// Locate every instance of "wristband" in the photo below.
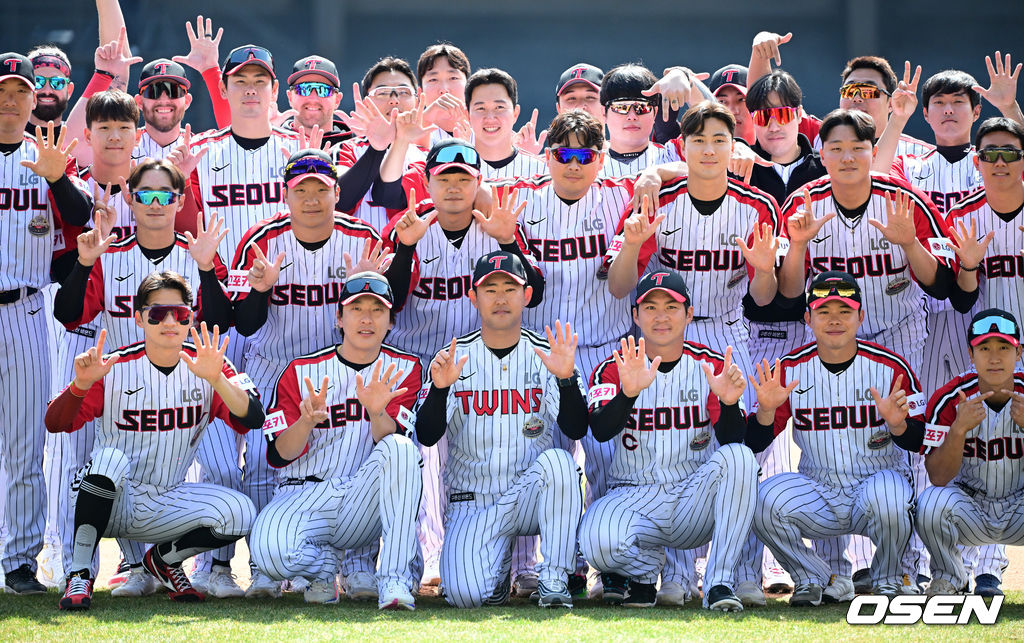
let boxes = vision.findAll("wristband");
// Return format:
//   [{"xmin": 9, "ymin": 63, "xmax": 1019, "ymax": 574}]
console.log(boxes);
[
  {"xmin": 83, "ymin": 71, "xmax": 114, "ymax": 98},
  {"xmin": 960, "ymin": 264, "xmax": 980, "ymax": 272},
  {"xmin": 69, "ymin": 381, "xmax": 89, "ymax": 397},
  {"xmin": 557, "ymin": 374, "xmax": 580, "ymax": 389}
]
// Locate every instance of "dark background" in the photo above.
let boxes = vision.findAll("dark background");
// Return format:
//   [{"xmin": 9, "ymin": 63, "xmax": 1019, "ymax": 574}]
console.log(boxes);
[{"xmin": 4, "ymin": 0, "xmax": 1022, "ymax": 139}]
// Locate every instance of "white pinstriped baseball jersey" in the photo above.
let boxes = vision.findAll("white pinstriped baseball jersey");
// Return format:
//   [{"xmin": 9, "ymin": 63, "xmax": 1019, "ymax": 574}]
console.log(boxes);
[
  {"xmin": 479, "ymin": 148, "xmax": 547, "ymax": 181},
  {"xmin": 230, "ymin": 213, "xmax": 381, "ymax": 365},
  {"xmin": 382, "ymin": 205, "xmax": 533, "ymax": 360},
  {"xmin": 266, "ymin": 344, "xmax": 422, "ymax": 480},
  {"xmin": 599, "ymin": 142, "xmax": 682, "ymax": 179},
  {"xmin": 893, "ymin": 149, "xmax": 982, "ymax": 216},
  {"xmin": 925, "ymin": 373, "xmax": 1024, "ymax": 499},
  {"xmin": 632, "ymin": 177, "xmax": 780, "ymax": 319},
  {"xmin": 188, "ymin": 126, "xmax": 301, "ymax": 256},
  {"xmin": 64, "ymin": 233, "xmax": 227, "ymax": 349},
  {"xmin": 132, "ymin": 129, "xmax": 186, "ymax": 162},
  {"xmin": 429, "ymin": 328, "xmax": 584, "ymax": 496},
  {"xmin": 67, "ymin": 342, "xmax": 250, "ymax": 489},
  {"xmin": 340, "ymin": 137, "xmax": 427, "ymax": 233},
  {"xmin": 78, "ymin": 169, "xmax": 135, "ymax": 240},
  {"xmin": 493, "ymin": 175, "xmax": 634, "ymax": 347},
  {"xmin": 0, "ymin": 135, "xmax": 81, "ymax": 289},
  {"xmin": 588, "ymin": 342, "xmax": 740, "ymax": 486},
  {"xmin": 780, "ymin": 173, "xmax": 953, "ymax": 337},
  {"xmin": 766, "ymin": 339, "xmax": 924, "ymax": 488}
]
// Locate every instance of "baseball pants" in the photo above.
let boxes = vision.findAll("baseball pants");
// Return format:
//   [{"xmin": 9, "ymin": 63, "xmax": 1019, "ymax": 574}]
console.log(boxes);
[{"xmin": 440, "ymin": 448, "xmax": 582, "ymax": 608}]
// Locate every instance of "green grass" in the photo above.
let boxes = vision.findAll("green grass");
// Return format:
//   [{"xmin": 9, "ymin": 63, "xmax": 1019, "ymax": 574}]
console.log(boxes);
[{"xmin": 2, "ymin": 591, "xmax": 1023, "ymax": 642}]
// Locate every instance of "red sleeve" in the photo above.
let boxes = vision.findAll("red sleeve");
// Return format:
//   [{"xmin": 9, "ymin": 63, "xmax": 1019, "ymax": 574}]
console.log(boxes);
[
  {"xmin": 201, "ymin": 68, "xmax": 231, "ymax": 130},
  {"xmin": 797, "ymin": 115, "xmax": 820, "ymax": 144},
  {"xmin": 174, "ymin": 183, "xmax": 201, "ymax": 237},
  {"xmin": 45, "ymin": 378, "xmax": 105, "ymax": 433},
  {"xmin": 385, "ymin": 359, "xmax": 423, "ymax": 419},
  {"xmin": 335, "ymin": 141, "xmax": 358, "ymax": 167},
  {"xmin": 586, "ymin": 357, "xmax": 620, "ymax": 411},
  {"xmin": 770, "ymin": 361, "xmax": 795, "ymax": 436},
  {"xmin": 81, "ymin": 71, "xmax": 114, "ymax": 99},
  {"xmin": 891, "ymin": 155, "xmax": 909, "ymax": 181},
  {"xmin": 270, "ymin": 363, "xmax": 304, "ymax": 428},
  {"xmin": 65, "ymin": 261, "xmax": 106, "ymax": 330},
  {"xmin": 208, "ymin": 358, "xmax": 252, "ymax": 434},
  {"xmin": 228, "ymin": 225, "xmax": 267, "ymax": 303},
  {"xmin": 908, "ymin": 182, "xmax": 957, "ymax": 278}
]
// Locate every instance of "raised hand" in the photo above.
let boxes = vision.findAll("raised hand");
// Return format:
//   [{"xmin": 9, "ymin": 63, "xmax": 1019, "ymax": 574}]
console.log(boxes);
[
  {"xmin": 269, "ymin": 106, "xmax": 297, "ymax": 128},
  {"xmin": 613, "ymin": 336, "xmax": 662, "ymax": 397},
  {"xmin": 622, "ymin": 195, "xmax": 666, "ymax": 247},
  {"xmin": 729, "ymin": 142, "xmax": 773, "ymax": 184},
  {"xmin": 947, "ymin": 218, "xmax": 993, "ymax": 271},
  {"xmin": 474, "ymin": 185, "xmax": 525, "ymax": 244},
  {"xmin": 951, "ymin": 389, "xmax": 993, "ymax": 435},
  {"xmin": 737, "ymin": 222, "xmax": 780, "ymax": 274},
  {"xmin": 749, "ymin": 359, "xmax": 799, "ymax": 413},
  {"xmin": 94, "ymin": 27, "xmax": 143, "ymax": 83},
  {"xmin": 290, "ymin": 123, "xmax": 325, "ymax": 156},
  {"xmin": 393, "ymin": 188, "xmax": 437, "ymax": 246},
  {"xmin": 423, "ymin": 92, "xmax": 468, "ymax": 131},
  {"xmin": 752, "ymin": 31, "xmax": 793, "ymax": 67},
  {"xmin": 1005, "ymin": 389, "xmax": 1024, "ymax": 428},
  {"xmin": 890, "ymin": 61, "xmax": 923, "ymax": 122},
  {"xmin": 299, "ymin": 376, "xmax": 330, "ymax": 426},
  {"xmin": 186, "ymin": 213, "xmax": 228, "ymax": 271},
  {"xmin": 643, "ymin": 67, "xmax": 711, "ymax": 120},
  {"xmin": 628, "ymin": 167, "xmax": 664, "ymax": 213},
  {"xmin": 512, "ymin": 108, "xmax": 548, "ymax": 155},
  {"xmin": 534, "ymin": 321, "xmax": 579, "ymax": 380},
  {"xmin": 166, "ymin": 124, "xmax": 207, "ymax": 177},
  {"xmin": 339, "ymin": 83, "xmax": 397, "ymax": 150},
  {"xmin": 701, "ymin": 345, "xmax": 745, "ymax": 406},
  {"xmin": 172, "ymin": 15, "xmax": 223, "ymax": 72},
  {"xmin": 247, "ymin": 245, "xmax": 285, "ymax": 293},
  {"xmin": 180, "ymin": 322, "xmax": 229, "ymax": 383},
  {"xmin": 21, "ymin": 121, "xmax": 78, "ymax": 182},
  {"xmin": 869, "ymin": 374, "xmax": 911, "ymax": 429},
  {"xmin": 973, "ymin": 51, "xmax": 1021, "ymax": 112},
  {"xmin": 344, "ymin": 237, "xmax": 394, "ymax": 275},
  {"xmin": 394, "ymin": 100, "xmax": 430, "ymax": 143},
  {"xmin": 356, "ymin": 361, "xmax": 409, "ymax": 417},
  {"xmin": 77, "ymin": 186, "xmax": 118, "ymax": 266},
  {"xmin": 869, "ymin": 189, "xmax": 917, "ymax": 247},
  {"xmin": 430, "ymin": 337, "xmax": 469, "ymax": 389},
  {"xmin": 72, "ymin": 328, "xmax": 119, "ymax": 389},
  {"xmin": 786, "ymin": 187, "xmax": 836, "ymax": 245}
]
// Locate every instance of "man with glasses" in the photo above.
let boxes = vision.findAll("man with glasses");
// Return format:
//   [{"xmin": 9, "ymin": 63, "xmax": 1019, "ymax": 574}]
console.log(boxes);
[
  {"xmin": 282, "ymin": 55, "xmax": 352, "ymax": 148},
  {"xmin": 132, "ymin": 60, "xmax": 193, "ymax": 161},
  {"xmin": 26, "ymin": 46, "xmax": 74, "ymax": 138},
  {"xmin": 598, "ymin": 64, "xmax": 681, "ymax": 179}
]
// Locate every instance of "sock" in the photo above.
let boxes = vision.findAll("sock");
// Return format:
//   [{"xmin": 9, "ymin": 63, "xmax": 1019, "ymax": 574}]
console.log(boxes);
[
  {"xmin": 70, "ymin": 475, "xmax": 117, "ymax": 575},
  {"xmin": 156, "ymin": 527, "xmax": 238, "ymax": 566}
]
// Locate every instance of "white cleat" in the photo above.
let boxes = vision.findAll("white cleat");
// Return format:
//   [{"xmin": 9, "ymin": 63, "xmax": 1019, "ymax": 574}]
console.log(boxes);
[
  {"xmin": 763, "ymin": 565, "xmax": 794, "ymax": 593},
  {"xmin": 111, "ymin": 567, "xmax": 161, "ymax": 597},
  {"xmin": 190, "ymin": 569, "xmax": 210, "ymax": 594},
  {"xmin": 656, "ymin": 580, "xmax": 695, "ymax": 606},
  {"xmin": 206, "ymin": 565, "xmax": 245, "ymax": 598},
  {"xmin": 37, "ymin": 543, "xmax": 64, "ymax": 589},
  {"xmin": 343, "ymin": 571, "xmax": 378, "ymax": 601},
  {"xmin": 735, "ymin": 580, "xmax": 767, "ymax": 607},
  {"xmin": 378, "ymin": 580, "xmax": 415, "ymax": 610},
  {"xmin": 305, "ymin": 577, "xmax": 340, "ymax": 604},
  {"xmin": 822, "ymin": 574, "xmax": 855, "ymax": 603},
  {"xmin": 245, "ymin": 571, "xmax": 282, "ymax": 599}
]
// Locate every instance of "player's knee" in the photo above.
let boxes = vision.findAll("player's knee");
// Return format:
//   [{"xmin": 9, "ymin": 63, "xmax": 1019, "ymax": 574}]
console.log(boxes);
[
  {"xmin": 535, "ymin": 448, "xmax": 578, "ymax": 486},
  {"xmin": 86, "ymin": 447, "xmax": 130, "ymax": 486},
  {"xmin": 715, "ymin": 442, "xmax": 758, "ymax": 478},
  {"xmin": 915, "ymin": 485, "xmax": 955, "ymax": 528},
  {"xmin": 378, "ymin": 433, "xmax": 418, "ymax": 468},
  {"xmin": 578, "ymin": 507, "xmax": 623, "ymax": 570},
  {"xmin": 219, "ymin": 490, "xmax": 257, "ymax": 537}
]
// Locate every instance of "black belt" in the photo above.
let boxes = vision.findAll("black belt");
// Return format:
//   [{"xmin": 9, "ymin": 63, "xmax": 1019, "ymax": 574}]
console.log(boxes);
[
  {"xmin": 280, "ymin": 475, "xmax": 323, "ymax": 487},
  {"xmin": 0, "ymin": 287, "xmax": 38, "ymax": 305}
]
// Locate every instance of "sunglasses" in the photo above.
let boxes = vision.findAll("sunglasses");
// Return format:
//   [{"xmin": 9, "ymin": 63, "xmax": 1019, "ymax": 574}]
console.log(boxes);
[
  {"xmin": 978, "ymin": 147, "xmax": 1024, "ymax": 164},
  {"xmin": 840, "ymin": 82, "xmax": 890, "ymax": 100},
  {"xmin": 34, "ymin": 75, "xmax": 68, "ymax": 91},
  {"xmin": 141, "ymin": 81, "xmax": 188, "ymax": 100},
  {"xmin": 132, "ymin": 190, "xmax": 182, "ymax": 206},
  {"xmin": 971, "ymin": 315, "xmax": 1018, "ymax": 338},
  {"xmin": 810, "ymin": 282, "xmax": 858, "ymax": 299},
  {"xmin": 283, "ymin": 157, "xmax": 337, "ymax": 180},
  {"xmin": 141, "ymin": 304, "xmax": 192, "ymax": 326},
  {"xmin": 342, "ymin": 276, "xmax": 393, "ymax": 300},
  {"xmin": 369, "ymin": 85, "xmax": 415, "ymax": 99},
  {"xmin": 751, "ymin": 106, "xmax": 798, "ymax": 127},
  {"xmin": 292, "ymin": 81, "xmax": 337, "ymax": 98},
  {"xmin": 607, "ymin": 100, "xmax": 655, "ymax": 116},
  {"xmin": 551, "ymin": 147, "xmax": 600, "ymax": 165},
  {"xmin": 433, "ymin": 144, "xmax": 479, "ymax": 165},
  {"xmin": 226, "ymin": 47, "xmax": 274, "ymax": 73}
]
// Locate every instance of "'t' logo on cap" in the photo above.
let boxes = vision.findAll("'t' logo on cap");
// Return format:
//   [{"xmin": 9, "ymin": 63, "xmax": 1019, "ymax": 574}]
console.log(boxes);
[
  {"xmin": 651, "ymin": 272, "xmax": 669, "ymax": 285},
  {"xmin": 721, "ymin": 70, "xmax": 740, "ymax": 82}
]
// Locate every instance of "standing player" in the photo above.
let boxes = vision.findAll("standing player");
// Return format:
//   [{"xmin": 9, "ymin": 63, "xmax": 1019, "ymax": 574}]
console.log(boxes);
[
  {"xmin": 414, "ymin": 251, "xmax": 587, "ymax": 608},
  {"xmin": 417, "ymin": 44, "xmax": 470, "ymax": 144},
  {"xmin": 708, "ymin": 65, "xmax": 755, "ymax": 145},
  {"xmin": 282, "ymin": 55, "xmax": 352, "ymax": 148},
  {"xmin": 747, "ymin": 271, "xmax": 926, "ymax": 605},
  {"xmin": 554, "ymin": 63, "xmax": 605, "ymax": 124},
  {"xmin": 132, "ymin": 60, "xmax": 193, "ymax": 161},
  {"xmin": 45, "ymin": 274, "xmax": 264, "ymax": 610},
  {"xmin": 917, "ymin": 309, "xmax": 1024, "ymax": 596},
  {"xmin": 27, "ymin": 47, "xmax": 74, "ymax": 136},
  {"xmin": 250, "ymin": 273, "xmax": 423, "ymax": 608},
  {"xmin": 465, "ymin": 69, "xmax": 546, "ymax": 180},
  {"xmin": 580, "ymin": 271, "xmax": 756, "ymax": 612},
  {"xmin": 598, "ymin": 64, "xmax": 682, "ymax": 179}
]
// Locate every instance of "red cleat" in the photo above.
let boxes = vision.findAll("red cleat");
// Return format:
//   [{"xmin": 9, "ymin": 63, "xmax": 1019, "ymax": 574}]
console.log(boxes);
[
  {"xmin": 58, "ymin": 570, "xmax": 94, "ymax": 611},
  {"xmin": 143, "ymin": 548, "xmax": 205, "ymax": 602}
]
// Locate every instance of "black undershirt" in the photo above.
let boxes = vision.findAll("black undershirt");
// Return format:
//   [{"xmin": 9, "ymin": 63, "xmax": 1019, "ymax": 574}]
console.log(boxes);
[
  {"xmin": 0, "ymin": 142, "xmax": 21, "ymax": 154},
  {"xmin": 658, "ymin": 358, "xmax": 680, "ymax": 373},
  {"xmin": 153, "ymin": 363, "xmax": 177, "ymax": 376},
  {"xmin": 836, "ymin": 196, "xmax": 871, "ymax": 221},
  {"xmin": 488, "ymin": 344, "xmax": 517, "ymax": 360},
  {"xmin": 994, "ymin": 203, "xmax": 1024, "ymax": 223},
  {"xmin": 936, "ymin": 143, "xmax": 972, "ymax": 164},
  {"xmin": 442, "ymin": 224, "xmax": 472, "ymax": 250},
  {"xmin": 297, "ymin": 237, "xmax": 331, "ymax": 252},
  {"xmin": 608, "ymin": 148, "xmax": 646, "ymax": 162},
  {"xmin": 821, "ymin": 354, "xmax": 857, "ymax": 375},
  {"xmin": 986, "ymin": 399, "xmax": 1009, "ymax": 412},
  {"xmin": 232, "ymin": 133, "xmax": 271, "ymax": 150},
  {"xmin": 337, "ymin": 352, "xmax": 373, "ymax": 373},
  {"xmin": 139, "ymin": 243, "xmax": 175, "ymax": 263},
  {"xmin": 690, "ymin": 194, "xmax": 727, "ymax": 217},
  {"xmin": 485, "ymin": 150, "xmax": 518, "ymax": 170}
]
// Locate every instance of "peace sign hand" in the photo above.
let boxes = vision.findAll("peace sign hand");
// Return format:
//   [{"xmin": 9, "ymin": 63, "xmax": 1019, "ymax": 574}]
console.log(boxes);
[
  {"xmin": 890, "ymin": 61, "xmax": 923, "ymax": 122},
  {"xmin": 299, "ymin": 376, "xmax": 330, "ymax": 426},
  {"xmin": 701, "ymin": 346, "xmax": 745, "ymax": 406},
  {"xmin": 247, "ymin": 245, "xmax": 286, "ymax": 292},
  {"xmin": 73, "ymin": 328, "xmax": 119, "ymax": 389},
  {"xmin": 77, "ymin": 188, "xmax": 118, "ymax": 267}
]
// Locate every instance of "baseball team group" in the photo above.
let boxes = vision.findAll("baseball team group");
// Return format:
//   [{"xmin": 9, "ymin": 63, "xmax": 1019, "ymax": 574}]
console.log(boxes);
[{"xmin": 1, "ymin": 1, "xmax": 1022, "ymax": 617}]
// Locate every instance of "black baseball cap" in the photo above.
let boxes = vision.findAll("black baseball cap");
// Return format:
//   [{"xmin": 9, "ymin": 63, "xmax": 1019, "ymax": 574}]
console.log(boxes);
[
  {"xmin": 139, "ymin": 59, "xmax": 190, "ymax": 91},
  {"xmin": 282, "ymin": 148, "xmax": 338, "ymax": 188},
  {"xmin": 968, "ymin": 308, "xmax": 1020, "ymax": 347},
  {"xmin": 635, "ymin": 270, "xmax": 691, "ymax": 306},
  {"xmin": 709, "ymin": 64, "xmax": 748, "ymax": 96},
  {"xmin": 222, "ymin": 45, "xmax": 275, "ymax": 79},
  {"xmin": 473, "ymin": 251, "xmax": 527, "ymax": 287},
  {"xmin": 340, "ymin": 272, "xmax": 394, "ymax": 310},
  {"xmin": 0, "ymin": 53, "xmax": 35, "ymax": 90},
  {"xmin": 556, "ymin": 63, "xmax": 604, "ymax": 96},
  {"xmin": 288, "ymin": 55, "xmax": 340, "ymax": 87},
  {"xmin": 425, "ymin": 138, "xmax": 481, "ymax": 177},
  {"xmin": 806, "ymin": 271, "xmax": 862, "ymax": 310}
]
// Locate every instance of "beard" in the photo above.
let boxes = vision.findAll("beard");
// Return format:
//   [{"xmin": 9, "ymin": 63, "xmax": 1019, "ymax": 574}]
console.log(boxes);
[
  {"xmin": 32, "ymin": 94, "xmax": 68, "ymax": 122},
  {"xmin": 142, "ymin": 106, "xmax": 184, "ymax": 134}
]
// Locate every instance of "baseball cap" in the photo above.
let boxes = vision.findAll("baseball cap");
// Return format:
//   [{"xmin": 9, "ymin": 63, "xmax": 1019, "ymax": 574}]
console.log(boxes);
[
  {"xmin": 425, "ymin": 139, "xmax": 481, "ymax": 177},
  {"xmin": 556, "ymin": 63, "xmax": 604, "ymax": 96},
  {"xmin": 282, "ymin": 148, "xmax": 338, "ymax": 188},
  {"xmin": 0, "ymin": 53, "xmax": 36, "ymax": 90},
  {"xmin": 287, "ymin": 55, "xmax": 340, "ymax": 87},
  {"xmin": 709, "ymin": 64, "xmax": 749, "ymax": 97},
  {"xmin": 968, "ymin": 308, "xmax": 1020, "ymax": 347},
  {"xmin": 222, "ymin": 45, "xmax": 275, "ymax": 79},
  {"xmin": 473, "ymin": 251, "xmax": 528, "ymax": 287},
  {"xmin": 138, "ymin": 59, "xmax": 191, "ymax": 91},
  {"xmin": 635, "ymin": 270, "xmax": 691, "ymax": 306},
  {"xmin": 340, "ymin": 272, "xmax": 394, "ymax": 309},
  {"xmin": 806, "ymin": 271, "xmax": 862, "ymax": 310}
]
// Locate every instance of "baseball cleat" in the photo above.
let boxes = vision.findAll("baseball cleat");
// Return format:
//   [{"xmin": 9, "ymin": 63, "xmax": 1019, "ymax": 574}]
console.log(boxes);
[
  {"xmin": 512, "ymin": 572, "xmax": 539, "ymax": 597},
  {"xmin": 37, "ymin": 543, "xmax": 64, "ymax": 589},
  {"xmin": 4, "ymin": 564, "xmax": 46, "ymax": 595},
  {"xmin": 706, "ymin": 584, "xmax": 744, "ymax": 612},
  {"xmin": 189, "ymin": 568, "xmax": 210, "ymax": 594},
  {"xmin": 567, "ymin": 573, "xmax": 588, "ymax": 599},
  {"xmin": 623, "ymin": 581, "xmax": 657, "ymax": 608},
  {"xmin": 111, "ymin": 567, "xmax": 161, "ymax": 597},
  {"xmin": 926, "ymin": 578, "xmax": 961, "ymax": 596},
  {"xmin": 305, "ymin": 577, "xmax": 340, "ymax": 604},
  {"xmin": 378, "ymin": 580, "xmax": 415, "ymax": 610},
  {"xmin": 143, "ymin": 548, "xmax": 204, "ymax": 602},
  {"xmin": 734, "ymin": 580, "xmax": 767, "ymax": 607},
  {"xmin": 107, "ymin": 558, "xmax": 130, "ymax": 588},
  {"xmin": 59, "ymin": 570, "xmax": 94, "ymax": 611},
  {"xmin": 851, "ymin": 568, "xmax": 872, "ymax": 594},
  {"xmin": 600, "ymin": 573, "xmax": 628, "ymax": 605},
  {"xmin": 822, "ymin": 574, "xmax": 854, "ymax": 603},
  {"xmin": 790, "ymin": 583, "xmax": 823, "ymax": 607},
  {"xmin": 657, "ymin": 580, "xmax": 696, "ymax": 606},
  {"xmin": 244, "ymin": 571, "xmax": 282, "ymax": 599},
  {"xmin": 763, "ymin": 565, "xmax": 794, "ymax": 593},
  {"xmin": 537, "ymin": 579, "xmax": 573, "ymax": 608},
  {"xmin": 206, "ymin": 565, "xmax": 245, "ymax": 598},
  {"xmin": 974, "ymin": 574, "xmax": 1003, "ymax": 597},
  {"xmin": 343, "ymin": 571, "xmax": 377, "ymax": 601},
  {"xmin": 872, "ymin": 581, "xmax": 902, "ymax": 597}
]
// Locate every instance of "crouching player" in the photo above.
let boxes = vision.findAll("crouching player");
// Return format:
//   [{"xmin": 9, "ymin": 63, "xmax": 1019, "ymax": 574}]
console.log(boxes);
[
  {"xmin": 918, "ymin": 309, "xmax": 1024, "ymax": 596},
  {"xmin": 45, "ymin": 271, "xmax": 264, "ymax": 610},
  {"xmin": 579, "ymin": 270, "xmax": 757, "ymax": 612},
  {"xmin": 250, "ymin": 272, "xmax": 424, "ymax": 609}
]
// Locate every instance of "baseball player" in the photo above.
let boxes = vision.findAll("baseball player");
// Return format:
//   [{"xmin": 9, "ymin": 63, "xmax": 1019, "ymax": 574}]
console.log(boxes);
[
  {"xmin": 281, "ymin": 55, "xmax": 353, "ymax": 148},
  {"xmin": 708, "ymin": 65, "xmax": 756, "ymax": 145},
  {"xmin": 598, "ymin": 64, "xmax": 682, "ymax": 179},
  {"xmin": 579, "ymin": 270, "xmax": 756, "ymax": 612},
  {"xmin": 554, "ymin": 63, "xmax": 605, "ymax": 125},
  {"xmin": 917, "ymin": 308, "xmax": 1024, "ymax": 596},
  {"xmin": 26, "ymin": 46, "xmax": 74, "ymax": 136},
  {"xmin": 250, "ymin": 272, "xmax": 423, "ymax": 608},
  {"xmin": 414, "ymin": 251, "xmax": 587, "ymax": 608},
  {"xmin": 416, "ymin": 44, "xmax": 470, "ymax": 145},
  {"xmin": 132, "ymin": 60, "xmax": 193, "ymax": 161},
  {"xmin": 747, "ymin": 271, "xmax": 926, "ymax": 606},
  {"xmin": 0, "ymin": 53, "xmax": 92, "ymax": 595},
  {"xmin": 45, "ymin": 272, "xmax": 264, "ymax": 610},
  {"xmin": 465, "ymin": 68, "xmax": 547, "ymax": 180}
]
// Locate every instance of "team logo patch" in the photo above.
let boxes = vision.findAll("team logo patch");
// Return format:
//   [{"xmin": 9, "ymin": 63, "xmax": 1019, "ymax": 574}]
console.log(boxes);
[
  {"xmin": 727, "ymin": 270, "xmax": 746, "ymax": 289},
  {"xmin": 867, "ymin": 429, "xmax": 892, "ymax": 450},
  {"xmin": 885, "ymin": 277, "xmax": 910, "ymax": 296},
  {"xmin": 27, "ymin": 213, "xmax": 50, "ymax": 236},
  {"xmin": 522, "ymin": 416, "xmax": 544, "ymax": 438},
  {"xmin": 689, "ymin": 431, "xmax": 712, "ymax": 451}
]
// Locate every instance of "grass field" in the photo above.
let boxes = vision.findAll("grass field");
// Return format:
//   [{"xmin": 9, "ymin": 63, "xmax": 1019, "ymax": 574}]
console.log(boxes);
[{"xmin": 2, "ymin": 590, "xmax": 1022, "ymax": 642}]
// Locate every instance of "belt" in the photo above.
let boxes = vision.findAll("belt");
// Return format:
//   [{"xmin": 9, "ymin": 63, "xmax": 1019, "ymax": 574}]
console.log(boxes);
[
  {"xmin": 279, "ymin": 475, "xmax": 323, "ymax": 487},
  {"xmin": 0, "ymin": 287, "xmax": 38, "ymax": 305}
]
